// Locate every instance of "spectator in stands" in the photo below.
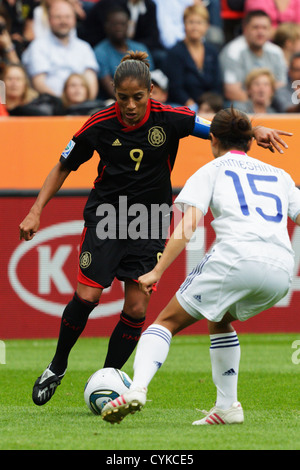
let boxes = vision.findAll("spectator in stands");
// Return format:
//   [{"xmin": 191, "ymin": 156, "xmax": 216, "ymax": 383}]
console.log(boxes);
[
  {"xmin": 81, "ymin": 0, "xmax": 98, "ymax": 14},
  {"xmin": 79, "ymin": 0, "xmax": 162, "ymax": 57},
  {"xmin": 234, "ymin": 68, "xmax": 277, "ymax": 113},
  {"xmin": 1, "ymin": 0, "xmax": 35, "ymax": 55},
  {"xmin": 219, "ymin": 10, "xmax": 287, "ymax": 102},
  {"xmin": 22, "ymin": 0, "xmax": 99, "ymax": 98},
  {"xmin": 153, "ymin": 0, "xmax": 194, "ymax": 50},
  {"xmin": 1, "ymin": 63, "xmax": 63, "ymax": 115},
  {"xmin": 220, "ymin": 0, "xmax": 245, "ymax": 43},
  {"xmin": 273, "ymin": 22, "xmax": 300, "ymax": 67},
  {"xmin": 32, "ymin": 0, "xmax": 52, "ymax": 39},
  {"xmin": 94, "ymin": 6, "xmax": 154, "ymax": 101},
  {"xmin": 273, "ymin": 51, "xmax": 300, "ymax": 112},
  {"xmin": 245, "ymin": 0, "xmax": 300, "ymax": 35},
  {"xmin": 0, "ymin": 5, "xmax": 20, "ymax": 66},
  {"xmin": 163, "ymin": 4, "xmax": 222, "ymax": 111},
  {"xmin": 124, "ymin": 0, "xmax": 162, "ymax": 57},
  {"xmin": 197, "ymin": 91, "xmax": 224, "ymax": 114},
  {"xmin": 150, "ymin": 69, "xmax": 181, "ymax": 107},
  {"xmin": 154, "ymin": 0, "xmax": 223, "ymax": 51},
  {"xmin": 32, "ymin": 0, "xmax": 86, "ymax": 39},
  {"xmin": 61, "ymin": 72, "xmax": 105, "ymax": 115},
  {"xmin": 67, "ymin": 0, "xmax": 86, "ymax": 22},
  {"xmin": 150, "ymin": 69, "xmax": 168, "ymax": 103}
]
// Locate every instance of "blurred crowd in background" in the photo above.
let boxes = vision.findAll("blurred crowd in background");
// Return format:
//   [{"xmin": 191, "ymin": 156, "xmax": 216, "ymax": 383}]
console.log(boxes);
[{"xmin": 1, "ymin": 0, "xmax": 300, "ymax": 117}]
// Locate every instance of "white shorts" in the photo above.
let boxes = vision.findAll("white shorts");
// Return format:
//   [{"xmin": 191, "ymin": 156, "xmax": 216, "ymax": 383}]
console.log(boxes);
[{"xmin": 176, "ymin": 241, "xmax": 293, "ymax": 322}]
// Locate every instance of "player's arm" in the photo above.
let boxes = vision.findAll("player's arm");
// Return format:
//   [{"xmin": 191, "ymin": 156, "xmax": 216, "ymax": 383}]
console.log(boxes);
[
  {"xmin": 138, "ymin": 206, "xmax": 203, "ymax": 295},
  {"xmin": 192, "ymin": 115, "xmax": 292, "ymax": 153},
  {"xmin": 192, "ymin": 115, "xmax": 211, "ymax": 139},
  {"xmin": 19, "ymin": 162, "xmax": 71, "ymax": 241},
  {"xmin": 252, "ymin": 126, "xmax": 293, "ymax": 154}
]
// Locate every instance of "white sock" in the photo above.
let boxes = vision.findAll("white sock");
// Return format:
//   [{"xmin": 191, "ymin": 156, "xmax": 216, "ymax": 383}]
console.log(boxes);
[
  {"xmin": 131, "ymin": 324, "xmax": 172, "ymax": 390},
  {"xmin": 209, "ymin": 331, "xmax": 241, "ymax": 410}
]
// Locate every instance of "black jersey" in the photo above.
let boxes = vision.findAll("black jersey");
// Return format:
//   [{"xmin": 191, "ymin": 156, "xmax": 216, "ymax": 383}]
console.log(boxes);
[{"xmin": 60, "ymin": 99, "xmax": 195, "ymax": 224}]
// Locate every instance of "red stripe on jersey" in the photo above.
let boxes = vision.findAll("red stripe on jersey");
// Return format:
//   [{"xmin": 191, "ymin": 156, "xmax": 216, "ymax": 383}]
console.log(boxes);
[
  {"xmin": 77, "ymin": 269, "xmax": 104, "ymax": 289},
  {"xmin": 167, "ymin": 155, "xmax": 172, "ymax": 174},
  {"xmin": 151, "ymin": 106, "xmax": 195, "ymax": 117},
  {"xmin": 151, "ymin": 100, "xmax": 195, "ymax": 116},
  {"xmin": 74, "ymin": 106, "xmax": 116, "ymax": 137},
  {"xmin": 76, "ymin": 105, "xmax": 115, "ymax": 130},
  {"xmin": 93, "ymin": 164, "xmax": 107, "ymax": 188},
  {"xmin": 75, "ymin": 112, "xmax": 117, "ymax": 137},
  {"xmin": 78, "ymin": 227, "xmax": 104, "ymax": 289},
  {"xmin": 115, "ymin": 100, "xmax": 151, "ymax": 132}
]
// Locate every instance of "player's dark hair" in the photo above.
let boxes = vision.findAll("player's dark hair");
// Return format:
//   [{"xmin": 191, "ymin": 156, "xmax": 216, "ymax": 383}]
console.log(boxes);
[
  {"xmin": 114, "ymin": 51, "xmax": 151, "ymax": 91},
  {"xmin": 210, "ymin": 106, "xmax": 254, "ymax": 152}
]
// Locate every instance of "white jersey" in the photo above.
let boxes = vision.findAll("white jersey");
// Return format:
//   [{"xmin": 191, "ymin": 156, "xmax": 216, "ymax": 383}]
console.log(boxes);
[{"xmin": 175, "ymin": 151, "xmax": 300, "ymax": 255}]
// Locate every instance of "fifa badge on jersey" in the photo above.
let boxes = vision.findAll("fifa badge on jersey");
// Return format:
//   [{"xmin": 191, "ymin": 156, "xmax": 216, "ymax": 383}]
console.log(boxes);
[{"xmin": 61, "ymin": 139, "xmax": 75, "ymax": 159}]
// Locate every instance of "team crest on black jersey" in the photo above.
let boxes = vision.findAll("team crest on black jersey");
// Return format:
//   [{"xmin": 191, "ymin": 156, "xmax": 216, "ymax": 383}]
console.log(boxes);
[
  {"xmin": 80, "ymin": 251, "xmax": 92, "ymax": 269},
  {"xmin": 148, "ymin": 126, "xmax": 166, "ymax": 147}
]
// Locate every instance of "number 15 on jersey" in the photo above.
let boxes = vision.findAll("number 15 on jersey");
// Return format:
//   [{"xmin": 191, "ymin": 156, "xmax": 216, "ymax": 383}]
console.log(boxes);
[{"xmin": 225, "ymin": 170, "xmax": 283, "ymax": 223}]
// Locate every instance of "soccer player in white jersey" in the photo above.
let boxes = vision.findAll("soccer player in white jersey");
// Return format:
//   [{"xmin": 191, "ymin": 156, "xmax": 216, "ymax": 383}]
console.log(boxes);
[{"xmin": 102, "ymin": 107, "xmax": 300, "ymax": 425}]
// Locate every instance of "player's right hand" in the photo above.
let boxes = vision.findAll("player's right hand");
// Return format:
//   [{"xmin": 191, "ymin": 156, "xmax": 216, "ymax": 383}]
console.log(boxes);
[
  {"xmin": 19, "ymin": 213, "xmax": 40, "ymax": 241},
  {"xmin": 138, "ymin": 270, "xmax": 161, "ymax": 296}
]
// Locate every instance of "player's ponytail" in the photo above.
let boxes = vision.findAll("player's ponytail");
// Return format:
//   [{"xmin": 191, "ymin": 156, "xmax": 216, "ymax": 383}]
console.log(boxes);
[
  {"xmin": 114, "ymin": 50, "xmax": 151, "ymax": 91},
  {"xmin": 210, "ymin": 106, "xmax": 254, "ymax": 152}
]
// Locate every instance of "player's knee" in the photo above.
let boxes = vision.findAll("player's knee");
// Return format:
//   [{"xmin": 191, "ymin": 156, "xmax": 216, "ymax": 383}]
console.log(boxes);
[
  {"xmin": 123, "ymin": 302, "xmax": 147, "ymax": 319},
  {"xmin": 76, "ymin": 283, "xmax": 102, "ymax": 304},
  {"xmin": 208, "ymin": 314, "xmax": 235, "ymax": 334},
  {"xmin": 78, "ymin": 293, "xmax": 100, "ymax": 304}
]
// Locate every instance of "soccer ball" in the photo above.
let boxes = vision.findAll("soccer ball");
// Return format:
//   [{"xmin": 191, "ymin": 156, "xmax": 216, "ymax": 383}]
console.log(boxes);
[{"xmin": 84, "ymin": 367, "xmax": 132, "ymax": 415}]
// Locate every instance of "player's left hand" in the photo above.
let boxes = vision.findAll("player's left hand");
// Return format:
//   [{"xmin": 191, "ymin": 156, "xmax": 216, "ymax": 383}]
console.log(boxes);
[
  {"xmin": 19, "ymin": 211, "xmax": 40, "ymax": 241},
  {"xmin": 138, "ymin": 270, "xmax": 160, "ymax": 296},
  {"xmin": 253, "ymin": 126, "xmax": 293, "ymax": 154}
]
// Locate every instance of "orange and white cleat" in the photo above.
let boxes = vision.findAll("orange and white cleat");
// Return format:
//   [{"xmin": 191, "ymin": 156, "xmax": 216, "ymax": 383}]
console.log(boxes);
[
  {"xmin": 101, "ymin": 387, "xmax": 147, "ymax": 424},
  {"xmin": 192, "ymin": 401, "xmax": 244, "ymax": 425}
]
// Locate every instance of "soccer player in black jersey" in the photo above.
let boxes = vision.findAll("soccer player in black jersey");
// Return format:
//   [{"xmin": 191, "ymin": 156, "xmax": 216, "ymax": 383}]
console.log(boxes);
[{"xmin": 19, "ymin": 51, "xmax": 292, "ymax": 406}]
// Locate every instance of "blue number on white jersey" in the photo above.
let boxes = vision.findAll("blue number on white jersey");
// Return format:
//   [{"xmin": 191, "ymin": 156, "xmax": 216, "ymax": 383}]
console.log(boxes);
[{"xmin": 225, "ymin": 170, "xmax": 283, "ymax": 223}]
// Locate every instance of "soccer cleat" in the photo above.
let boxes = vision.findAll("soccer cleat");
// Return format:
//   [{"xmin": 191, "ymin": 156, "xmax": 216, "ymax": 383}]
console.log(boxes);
[
  {"xmin": 192, "ymin": 401, "xmax": 244, "ymax": 425},
  {"xmin": 101, "ymin": 387, "xmax": 147, "ymax": 424},
  {"xmin": 32, "ymin": 366, "xmax": 64, "ymax": 406}
]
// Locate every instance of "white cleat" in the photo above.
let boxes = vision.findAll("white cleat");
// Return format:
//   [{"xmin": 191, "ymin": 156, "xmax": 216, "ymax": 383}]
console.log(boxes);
[
  {"xmin": 101, "ymin": 387, "xmax": 147, "ymax": 424},
  {"xmin": 192, "ymin": 401, "xmax": 244, "ymax": 425}
]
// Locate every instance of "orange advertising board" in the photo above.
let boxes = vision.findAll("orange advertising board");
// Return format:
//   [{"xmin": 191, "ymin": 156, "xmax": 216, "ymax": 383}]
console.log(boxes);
[{"xmin": 0, "ymin": 114, "xmax": 300, "ymax": 190}]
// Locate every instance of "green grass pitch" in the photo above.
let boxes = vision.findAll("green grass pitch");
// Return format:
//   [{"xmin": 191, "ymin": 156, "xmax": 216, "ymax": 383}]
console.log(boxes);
[{"xmin": 0, "ymin": 334, "xmax": 299, "ymax": 450}]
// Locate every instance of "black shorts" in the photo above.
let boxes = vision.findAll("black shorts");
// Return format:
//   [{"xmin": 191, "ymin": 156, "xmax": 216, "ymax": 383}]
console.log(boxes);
[{"xmin": 77, "ymin": 226, "xmax": 166, "ymax": 288}]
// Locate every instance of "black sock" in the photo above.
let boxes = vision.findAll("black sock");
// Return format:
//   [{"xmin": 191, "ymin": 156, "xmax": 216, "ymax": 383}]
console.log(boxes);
[
  {"xmin": 50, "ymin": 292, "xmax": 98, "ymax": 376},
  {"xmin": 103, "ymin": 311, "xmax": 145, "ymax": 369}
]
